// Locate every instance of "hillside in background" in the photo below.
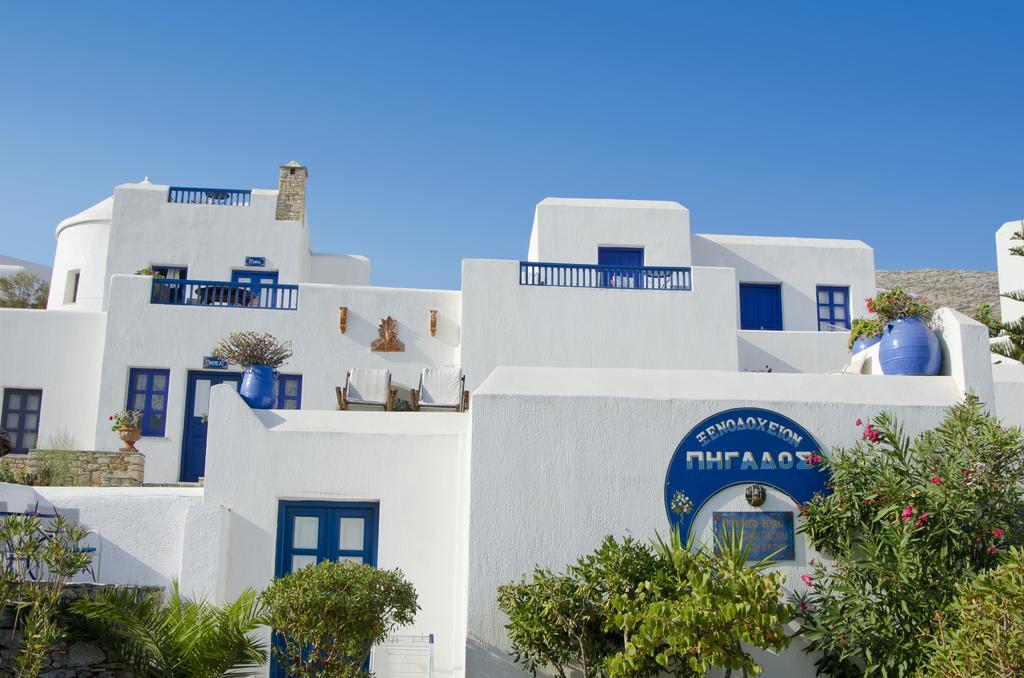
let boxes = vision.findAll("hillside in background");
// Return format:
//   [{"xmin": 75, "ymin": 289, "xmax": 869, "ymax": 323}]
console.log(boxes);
[{"xmin": 876, "ymin": 269, "xmax": 1000, "ymax": 320}]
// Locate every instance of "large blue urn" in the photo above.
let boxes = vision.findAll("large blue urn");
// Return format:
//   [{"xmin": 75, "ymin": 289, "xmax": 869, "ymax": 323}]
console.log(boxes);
[
  {"xmin": 240, "ymin": 365, "xmax": 277, "ymax": 409},
  {"xmin": 852, "ymin": 334, "xmax": 881, "ymax": 354},
  {"xmin": 878, "ymin": 317, "xmax": 941, "ymax": 376}
]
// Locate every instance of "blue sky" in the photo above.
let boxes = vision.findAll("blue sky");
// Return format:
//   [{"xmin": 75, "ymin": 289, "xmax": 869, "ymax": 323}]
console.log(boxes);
[{"xmin": 1, "ymin": 2, "xmax": 1021, "ymax": 290}]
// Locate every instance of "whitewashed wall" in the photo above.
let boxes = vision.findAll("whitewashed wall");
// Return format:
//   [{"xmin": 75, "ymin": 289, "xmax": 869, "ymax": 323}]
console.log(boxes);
[
  {"xmin": 93, "ymin": 274, "xmax": 461, "ymax": 482},
  {"xmin": 310, "ymin": 252, "xmax": 371, "ymax": 286},
  {"xmin": 202, "ymin": 388, "xmax": 469, "ymax": 678},
  {"xmin": 462, "ymin": 367, "xmax": 965, "ymax": 678},
  {"xmin": 48, "ymin": 198, "xmax": 113, "ymax": 311},
  {"xmin": 692, "ymin": 233, "xmax": 875, "ymax": 332},
  {"xmin": 737, "ymin": 330, "xmax": 850, "ymax": 373},
  {"xmin": 11, "ymin": 485, "xmax": 201, "ymax": 588},
  {"xmin": 103, "ymin": 184, "xmax": 311, "ymax": 299},
  {"xmin": 0, "ymin": 309, "xmax": 106, "ymax": 451},
  {"xmin": 527, "ymin": 198, "xmax": 692, "ymax": 266},
  {"xmin": 997, "ymin": 219, "xmax": 1024, "ymax": 324},
  {"xmin": 460, "ymin": 259, "xmax": 739, "ymax": 391}
]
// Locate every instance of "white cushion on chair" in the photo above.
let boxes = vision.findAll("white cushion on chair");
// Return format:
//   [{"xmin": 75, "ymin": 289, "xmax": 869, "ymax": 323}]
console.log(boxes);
[
  {"xmin": 419, "ymin": 367, "xmax": 463, "ymax": 407},
  {"xmin": 347, "ymin": 368, "xmax": 391, "ymax": 404}
]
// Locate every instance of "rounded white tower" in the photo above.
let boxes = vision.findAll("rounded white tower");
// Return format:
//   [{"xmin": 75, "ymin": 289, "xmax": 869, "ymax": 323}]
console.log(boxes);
[{"xmin": 48, "ymin": 196, "xmax": 113, "ymax": 310}]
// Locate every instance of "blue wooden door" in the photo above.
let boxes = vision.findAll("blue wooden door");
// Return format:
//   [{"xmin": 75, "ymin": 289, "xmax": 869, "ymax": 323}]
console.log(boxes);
[
  {"xmin": 231, "ymin": 270, "xmax": 279, "ymax": 308},
  {"xmin": 598, "ymin": 247, "xmax": 644, "ymax": 288},
  {"xmin": 180, "ymin": 371, "xmax": 241, "ymax": 482},
  {"xmin": 739, "ymin": 283, "xmax": 783, "ymax": 330},
  {"xmin": 273, "ymin": 502, "xmax": 379, "ymax": 677},
  {"xmin": 2, "ymin": 389, "xmax": 42, "ymax": 453}
]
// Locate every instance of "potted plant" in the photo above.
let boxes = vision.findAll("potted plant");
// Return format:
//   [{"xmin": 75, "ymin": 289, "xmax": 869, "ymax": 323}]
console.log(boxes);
[
  {"xmin": 870, "ymin": 288, "xmax": 940, "ymax": 376},
  {"xmin": 849, "ymin": 316, "xmax": 883, "ymax": 354},
  {"xmin": 110, "ymin": 409, "xmax": 143, "ymax": 452},
  {"xmin": 211, "ymin": 331, "xmax": 293, "ymax": 409}
]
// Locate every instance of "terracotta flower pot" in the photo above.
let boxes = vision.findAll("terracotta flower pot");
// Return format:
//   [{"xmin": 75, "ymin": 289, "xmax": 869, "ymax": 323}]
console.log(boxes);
[{"xmin": 118, "ymin": 427, "xmax": 142, "ymax": 453}]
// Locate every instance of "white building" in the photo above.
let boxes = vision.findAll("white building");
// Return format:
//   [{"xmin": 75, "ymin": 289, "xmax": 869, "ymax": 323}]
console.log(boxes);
[{"xmin": 2, "ymin": 163, "xmax": 1022, "ymax": 677}]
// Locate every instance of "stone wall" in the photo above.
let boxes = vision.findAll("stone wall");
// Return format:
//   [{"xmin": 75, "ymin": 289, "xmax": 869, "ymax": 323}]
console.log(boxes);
[
  {"xmin": 1, "ymin": 451, "xmax": 144, "ymax": 487},
  {"xmin": 0, "ymin": 583, "xmax": 161, "ymax": 677},
  {"xmin": 275, "ymin": 161, "xmax": 307, "ymax": 221}
]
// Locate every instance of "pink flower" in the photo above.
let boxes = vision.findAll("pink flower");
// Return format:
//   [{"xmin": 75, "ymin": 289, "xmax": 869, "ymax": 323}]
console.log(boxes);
[
  {"xmin": 915, "ymin": 513, "xmax": 929, "ymax": 528},
  {"xmin": 862, "ymin": 425, "xmax": 880, "ymax": 443},
  {"xmin": 856, "ymin": 418, "xmax": 863, "ymax": 426},
  {"xmin": 901, "ymin": 506, "xmax": 915, "ymax": 522},
  {"xmin": 801, "ymin": 574, "xmax": 814, "ymax": 587},
  {"xmin": 931, "ymin": 476, "xmax": 942, "ymax": 485},
  {"xmin": 800, "ymin": 601, "xmax": 809, "ymax": 611},
  {"xmin": 989, "ymin": 546, "xmax": 998, "ymax": 555},
  {"xmin": 993, "ymin": 528, "xmax": 1005, "ymax": 538},
  {"xmin": 809, "ymin": 453, "xmax": 822, "ymax": 465}
]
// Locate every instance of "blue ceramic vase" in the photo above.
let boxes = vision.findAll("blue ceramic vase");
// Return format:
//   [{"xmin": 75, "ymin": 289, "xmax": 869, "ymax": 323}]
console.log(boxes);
[
  {"xmin": 240, "ymin": 365, "xmax": 277, "ymax": 409},
  {"xmin": 852, "ymin": 334, "xmax": 881, "ymax": 354},
  {"xmin": 878, "ymin": 317, "xmax": 941, "ymax": 376}
]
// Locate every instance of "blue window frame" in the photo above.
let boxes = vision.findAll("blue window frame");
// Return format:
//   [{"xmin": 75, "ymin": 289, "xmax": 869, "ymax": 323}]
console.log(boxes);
[
  {"xmin": 817, "ymin": 286, "xmax": 850, "ymax": 331},
  {"xmin": 127, "ymin": 368, "xmax": 170, "ymax": 436},
  {"xmin": 2, "ymin": 389, "xmax": 42, "ymax": 453},
  {"xmin": 231, "ymin": 270, "xmax": 279, "ymax": 286},
  {"xmin": 739, "ymin": 283, "xmax": 784, "ymax": 331},
  {"xmin": 276, "ymin": 374, "xmax": 302, "ymax": 410},
  {"xmin": 598, "ymin": 247, "xmax": 644, "ymax": 288},
  {"xmin": 152, "ymin": 265, "xmax": 188, "ymax": 279},
  {"xmin": 275, "ymin": 502, "xmax": 379, "ymax": 576}
]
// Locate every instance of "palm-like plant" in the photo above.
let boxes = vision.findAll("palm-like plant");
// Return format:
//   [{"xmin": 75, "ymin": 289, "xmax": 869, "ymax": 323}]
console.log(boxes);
[{"xmin": 70, "ymin": 582, "xmax": 268, "ymax": 678}]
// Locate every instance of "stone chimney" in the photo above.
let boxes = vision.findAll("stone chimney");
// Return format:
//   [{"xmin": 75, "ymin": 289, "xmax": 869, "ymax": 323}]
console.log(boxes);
[{"xmin": 275, "ymin": 161, "xmax": 308, "ymax": 221}]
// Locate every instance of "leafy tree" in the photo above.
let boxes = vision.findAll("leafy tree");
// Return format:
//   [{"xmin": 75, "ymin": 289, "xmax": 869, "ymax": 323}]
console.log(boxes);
[
  {"xmin": 498, "ymin": 536, "xmax": 662, "ymax": 678},
  {"xmin": 972, "ymin": 302, "xmax": 1001, "ymax": 339},
  {"xmin": 796, "ymin": 396, "xmax": 1024, "ymax": 676},
  {"xmin": 0, "ymin": 512, "xmax": 94, "ymax": 677},
  {"xmin": 71, "ymin": 582, "xmax": 268, "ymax": 677},
  {"xmin": 916, "ymin": 546, "xmax": 1024, "ymax": 677},
  {"xmin": 995, "ymin": 222, "xmax": 1024, "ymax": 361},
  {"xmin": 260, "ymin": 560, "xmax": 418, "ymax": 677},
  {"xmin": 608, "ymin": 531, "xmax": 791, "ymax": 678},
  {"xmin": 498, "ymin": 534, "xmax": 792, "ymax": 678},
  {"xmin": 0, "ymin": 270, "xmax": 48, "ymax": 308}
]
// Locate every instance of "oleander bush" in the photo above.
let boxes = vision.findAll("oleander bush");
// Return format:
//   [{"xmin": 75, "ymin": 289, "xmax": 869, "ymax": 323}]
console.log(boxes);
[
  {"xmin": 498, "ymin": 533, "xmax": 792, "ymax": 678},
  {"xmin": 916, "ymin": 547, "xmax": 1024, "ymax": 677},
  {"xmin": 795, "ymin": 396, "xmax": 1024, "ymax": 676},
  {"xmin": 1, "ymin": 512, "xmax": 94, "ymax": 677},
  {"xmin": 261, "ymin": 560, "xmax": 418, "ymax": 677}
]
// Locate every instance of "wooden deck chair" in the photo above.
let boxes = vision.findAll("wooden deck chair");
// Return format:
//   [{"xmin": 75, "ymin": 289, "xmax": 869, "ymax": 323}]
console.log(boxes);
[
  {"xmin": 336, "ymin": 368, "xmax": 397, "ymax": 411},
  {"xmin": 410, "ymin": 367, "xmax": 469, "ymax": 412}
]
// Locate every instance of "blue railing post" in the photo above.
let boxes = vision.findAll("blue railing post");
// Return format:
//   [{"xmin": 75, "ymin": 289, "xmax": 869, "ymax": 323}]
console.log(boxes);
[
  {"xmin": 518, "ymin": 262, "xmax": 692, "ymax": 291},
  {"xmin": 167, "ymin": 187, "xmax": 252, "ymax": 206},
  {"xmin": 149, "ymin": 278, "xmax": 298, "ymax": 310}
]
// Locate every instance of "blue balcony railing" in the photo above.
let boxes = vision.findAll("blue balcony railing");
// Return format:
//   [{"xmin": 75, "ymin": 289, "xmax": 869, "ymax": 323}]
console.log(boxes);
[
  {"xmin": 167, "ymin": 187, "xmax": 252, "ymax": 206},
  {"xmin": 519, "ymin": 261, "xmax": 692, "ymax": 291},
  {"xmin": 150, "ymin": 278, "xmax": 298, "ymax": 310}
]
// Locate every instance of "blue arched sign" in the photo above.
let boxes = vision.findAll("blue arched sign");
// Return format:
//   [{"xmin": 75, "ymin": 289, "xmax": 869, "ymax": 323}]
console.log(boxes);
[{"xmin": 664, "ymin": 407, "xmax": 830, "ymax": 540}]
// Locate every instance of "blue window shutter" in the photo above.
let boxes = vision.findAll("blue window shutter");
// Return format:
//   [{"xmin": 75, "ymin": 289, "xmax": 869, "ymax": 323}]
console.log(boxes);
[
  {"xmin": 816, "ymin": 286, "xmax": 850, "ymax": 331},
  {"xmin": 276, "ymin": 374, "xmax": 302, "ymax": 410},
  {"xmin": 126, "ymin": 368, "xmax": 171, "ymax": 436},
  {"xmin": 1, "ymin": 388, "xmax": 42, "ymax": 453},
  {"xmin": 739, "ymin": 284, "xmax": 783, "ymax": 331},
  {"xmin": 597, "ymin": 247, "xmax": 644, "ymax": 267}
]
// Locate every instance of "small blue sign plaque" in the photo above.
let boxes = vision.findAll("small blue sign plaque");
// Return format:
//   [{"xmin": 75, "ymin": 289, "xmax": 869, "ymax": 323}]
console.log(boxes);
[
  {"xmin": 665, "ymin": 407, "xmax": 829, "ymax": 540},
  {"xmin": 713, "ymin": 511, "xmax": 796, "ymax": 561},
  {"xmin": 245, "ymin": 256, "xmax": 266, "ymax": 267},
  {"xmin": 203, "ymin": 356, "xmax": 228, "ymax": 370}
]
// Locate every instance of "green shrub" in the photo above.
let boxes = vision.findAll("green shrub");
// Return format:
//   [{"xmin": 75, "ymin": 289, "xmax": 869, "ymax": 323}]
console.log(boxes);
[
  {"xmin": 1, "ymin": 512, "xmax": 94, "ymax": 678},
  {"xmin": 869, "ymin": 287, "xmax": 930, "ymax": 324},
  {"xmin": 917, "ymin": 547, "xmax": 1024, "ymax": 677},
  {"xmin": 796, "ymin": 396, "xmax": 1024, "ymax": 676},
  {"xmin": 261, "ymin": 560, "xmax": 418, "ymax": 677},
  {"xmin": 71, "ymin": 582, "xmax": 268, "ymax": 677},
  {"xmin": 849, "ymin": 316, "xmax": 884, "ymax": 349},
  {"xmin": 498, "ymin": 533, "xmax": 792, "ymax": 678}
]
